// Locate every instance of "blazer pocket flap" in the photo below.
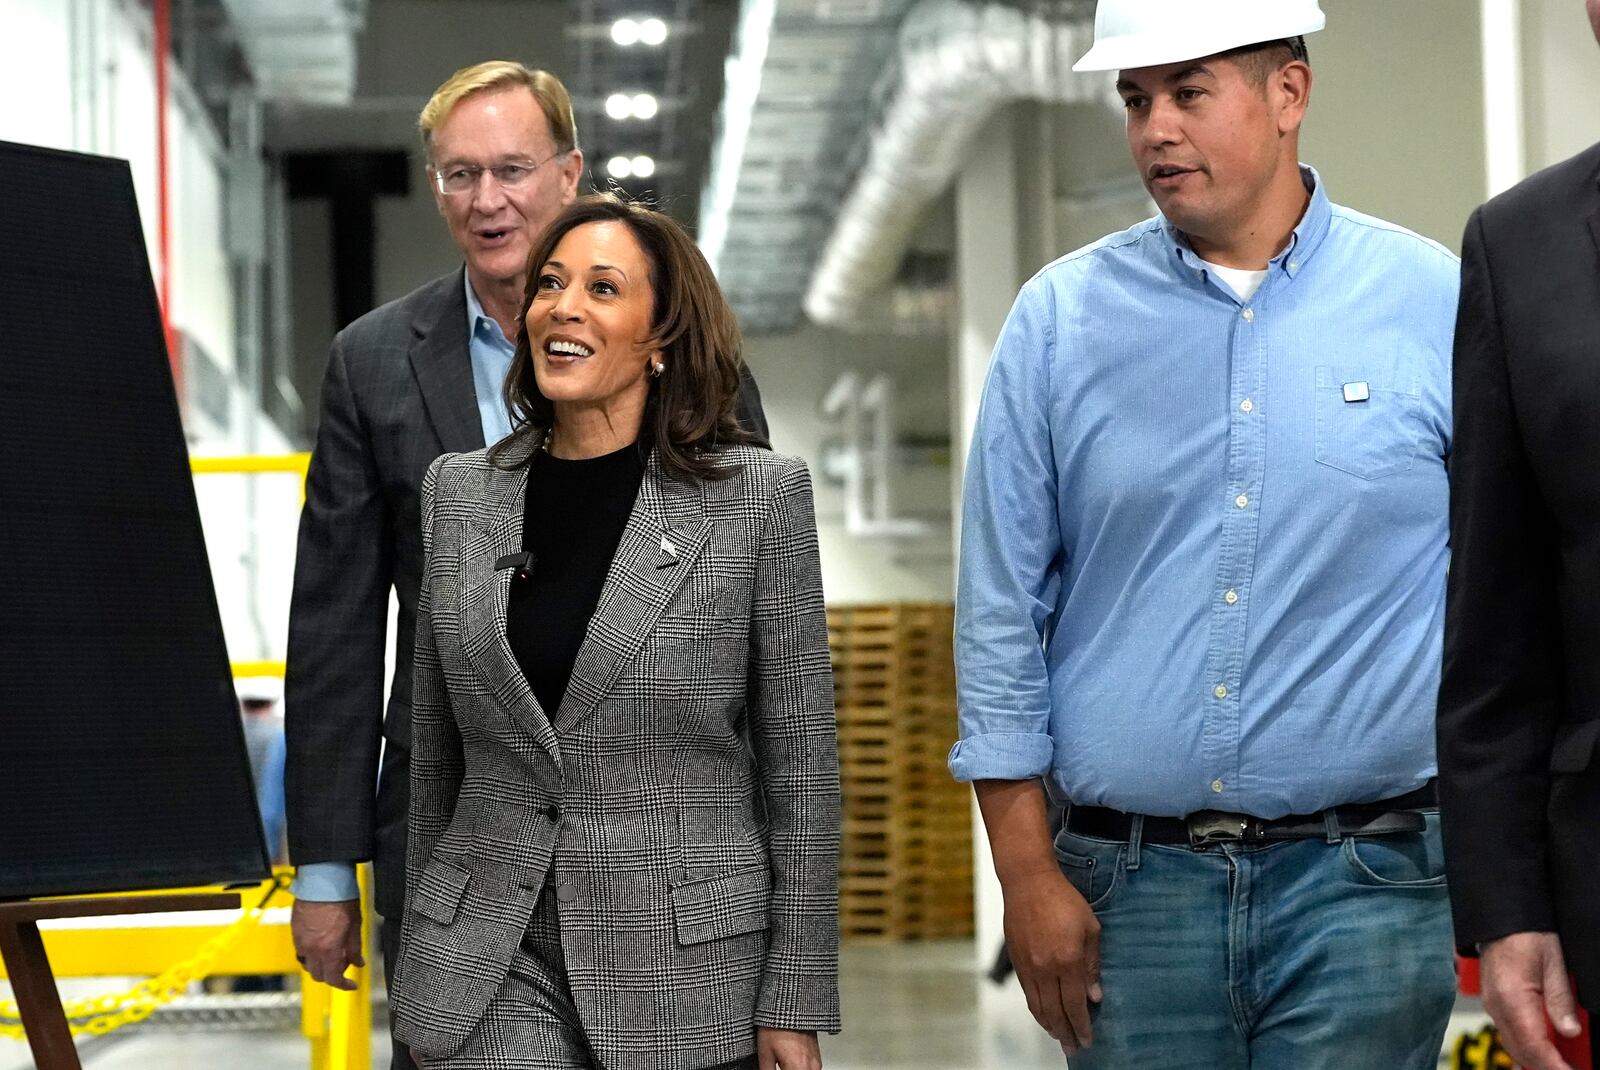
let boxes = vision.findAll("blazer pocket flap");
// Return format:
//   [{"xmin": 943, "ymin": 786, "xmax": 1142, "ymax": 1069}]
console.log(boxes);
[
  {"xmin": 411, "ymin": 859, "xmax": 471, "ymax": 924},
  {"xmin": 1550, "ymin": 719, "xmax": 1600, "ymax": 774},
  {"xmin": 670, "ymin": 866, "xmax": 772, "ymax": 946}
]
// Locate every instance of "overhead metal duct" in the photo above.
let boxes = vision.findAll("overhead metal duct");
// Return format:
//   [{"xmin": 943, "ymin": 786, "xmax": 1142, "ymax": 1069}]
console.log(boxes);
[
  {"xmin": 218, "ymin": 0, "xmax": 365, "ymax": 105},
  {"xmin": 803, "ymin": 0, "xmax": 1110, "ymax": 327},
  {"xmin": 701, "ymin": 0, "xmax": 917, "ymax": 334}
]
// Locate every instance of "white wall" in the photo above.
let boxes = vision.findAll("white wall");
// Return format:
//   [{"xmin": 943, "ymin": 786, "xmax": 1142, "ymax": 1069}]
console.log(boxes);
[
  {"xmin": 2, "ymin": 1, "xmax": 75, "ymax": 149},
  {"xmin": 1299, "ymin": 0, "xmax": 1487, "ymax": 251},
  {"xmin": 0, "ymin": 0, "xmax": 298, "ymax": 667},
  {"xmin": 742, "ymin": 325, "xmax": 955, "ymax": 606},
  {"xmin": 1523, "ymin": 0, "xmax": 1600, "ymax": 171}
]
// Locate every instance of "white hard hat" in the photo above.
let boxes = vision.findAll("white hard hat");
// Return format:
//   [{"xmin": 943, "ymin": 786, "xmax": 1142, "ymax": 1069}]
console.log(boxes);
[
  {"xmin": 1072, "ymin": 0, "xmax": 1325, "ymax": 73},
  {"xmin": 236, "ymin": 676, "xmax": 284, "ymax": 704}
]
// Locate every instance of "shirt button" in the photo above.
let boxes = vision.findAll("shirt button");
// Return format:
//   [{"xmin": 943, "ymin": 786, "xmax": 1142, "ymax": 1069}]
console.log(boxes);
[
  {"xmin": 555, "ymin": 884, "xmax": 578, "ymax": 903},
  {"xmin": 1242, "ymin": 308, "xmax": 1255, "ymax": 322},
  {"xmin": 1234, "ymin": 494, "xmax": 1249, "ymax": 509},
  {"xmin": 1239, "ymin": 398, "xmax": 1254, "ymax": 413},
  {"xmin": 1224, "ymin": 590, "xmax": 1239, "ymax": 605},
  {"xmin": 1213, "ymin": 684, "xmax": 1229, "ymax": 699},
  {"xmin": 545, "ymin": 804, "xmax": 560, "ymax": 823},
  {"xmin": 1211, "ymin": 778, "xmax": 1226, "ymax": 793}
]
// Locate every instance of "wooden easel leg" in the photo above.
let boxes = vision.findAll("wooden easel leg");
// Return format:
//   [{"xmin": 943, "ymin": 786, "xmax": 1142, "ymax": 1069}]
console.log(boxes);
[{"xmin": 0, "ymin": 918, "xmax": 82, "ymax": 1070}]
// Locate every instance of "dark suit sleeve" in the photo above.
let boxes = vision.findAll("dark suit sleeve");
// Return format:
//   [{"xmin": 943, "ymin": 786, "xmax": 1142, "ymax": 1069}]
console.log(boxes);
[
  {"xmin": 748, "ymin": 459, "xmax": 841, "ymax": 1031},
  {"xmin": 1437, "ymin": 206, "xmax": 1567, "ymax": 950},
  {"xmin": 734, "ymin": 363, "xmax": 772, "ymax": 448},
  {"xmin": 285, "ymin": 332, "xmax": 394, "ymax": 867}
]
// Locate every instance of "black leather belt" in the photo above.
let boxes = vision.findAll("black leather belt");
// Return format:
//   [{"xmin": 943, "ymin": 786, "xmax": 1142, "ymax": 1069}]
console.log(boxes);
[{"xmin": 1064, "ymin": 779, "xmax": 1436, "ymax": 849}]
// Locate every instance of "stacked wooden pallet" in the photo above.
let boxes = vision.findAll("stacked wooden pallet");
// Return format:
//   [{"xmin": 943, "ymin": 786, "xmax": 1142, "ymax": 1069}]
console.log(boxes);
[{"xmin": 829, "ymin": 603, "xmax": 974, "ymax": 942}]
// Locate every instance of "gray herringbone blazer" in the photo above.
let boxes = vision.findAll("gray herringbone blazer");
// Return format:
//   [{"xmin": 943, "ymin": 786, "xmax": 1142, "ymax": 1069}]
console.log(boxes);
[{"xmin": 389, "ymin": 436, "xmax": 841, "ymax": 1068}]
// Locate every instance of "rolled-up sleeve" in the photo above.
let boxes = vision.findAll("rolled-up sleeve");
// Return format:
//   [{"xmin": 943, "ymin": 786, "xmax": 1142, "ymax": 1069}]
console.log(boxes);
[{"xmin": 949, "ymin": 275, "xmax": 1061, "ymax": 783}]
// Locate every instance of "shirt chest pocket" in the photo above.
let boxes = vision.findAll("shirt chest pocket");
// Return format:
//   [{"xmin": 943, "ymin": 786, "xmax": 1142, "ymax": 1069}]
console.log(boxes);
[{"xmin": 1313, "ymin": 365, "xmax": 1422, "ymax": 480}]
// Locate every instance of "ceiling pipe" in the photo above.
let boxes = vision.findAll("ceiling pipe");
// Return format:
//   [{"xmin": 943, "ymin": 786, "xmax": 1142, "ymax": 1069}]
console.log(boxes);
[
  {"xmin": 803, "ymin": 0, "xmax": 1110, "ymax": 328},
  {"xmin": 217, "ymin": 0, "xmax": 365, "ymax": 105}
]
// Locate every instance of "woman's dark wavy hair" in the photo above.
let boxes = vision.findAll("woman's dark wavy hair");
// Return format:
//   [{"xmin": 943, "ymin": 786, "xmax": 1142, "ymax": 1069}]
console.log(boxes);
[{"xmin": 490, "ymin": 193, "xmax": 755, "ymax": 481}]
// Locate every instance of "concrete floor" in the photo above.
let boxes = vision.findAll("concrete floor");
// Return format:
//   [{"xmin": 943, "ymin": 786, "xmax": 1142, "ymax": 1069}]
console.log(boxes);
[{"xmin": 2, "ymin": 942, "xmax": 1484, "ymax": 1069}]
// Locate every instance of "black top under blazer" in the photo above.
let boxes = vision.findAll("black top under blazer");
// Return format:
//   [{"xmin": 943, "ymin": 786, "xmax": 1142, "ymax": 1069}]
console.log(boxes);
[
  {"xmin": 1438, "ymin": 140, "xmax": 1600, "ymax": 1008},
  {"xmin": 389, "ymin": 435, "xmax": 842, "ymax": 1068}
]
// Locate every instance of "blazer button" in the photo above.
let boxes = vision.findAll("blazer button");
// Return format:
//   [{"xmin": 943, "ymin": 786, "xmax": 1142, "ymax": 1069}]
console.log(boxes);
[
  {"xmin": 555, "ymin": 883, "xmax": 577, "ymax": 903},
  {"xmin": 544, "ymin": 804, "xmax": 560, "ymax": 823}
]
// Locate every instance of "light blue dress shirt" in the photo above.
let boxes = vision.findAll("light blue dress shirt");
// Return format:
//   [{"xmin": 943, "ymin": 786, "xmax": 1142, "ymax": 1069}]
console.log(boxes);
[
  {"xmin": 295, "ymin": 272, "xmax": 517, "ymax": 903},
  {"xmin": 464, "ymin": 272, "xmax": 518, "ymax": 447},
  {"xmin": 949, "ymin": 168, "xmax": 1459, "ymax": 820}
]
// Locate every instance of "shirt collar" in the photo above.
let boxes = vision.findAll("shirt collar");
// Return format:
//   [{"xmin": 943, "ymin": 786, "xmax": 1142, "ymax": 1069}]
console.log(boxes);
[
  {"xmin": 463, "ymin": 272, "xmax": 511, "ymax": 345},
  {"xmin": 1164, "ymin": 163, "xmax": 1332, "ymax": 282}
]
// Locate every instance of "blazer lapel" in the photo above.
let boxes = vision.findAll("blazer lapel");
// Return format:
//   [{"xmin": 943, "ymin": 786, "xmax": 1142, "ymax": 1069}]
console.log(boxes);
[
  {"xmin": 409, "ymin": 268, "xmax": 486, "ymax": 455},
  {"xmin": 458, "ymin": 438, "xmax": 563, "ymax": 763},
  {"xmin": 551, "ymin": 454, "xmax": 711, "ymax": 735}
]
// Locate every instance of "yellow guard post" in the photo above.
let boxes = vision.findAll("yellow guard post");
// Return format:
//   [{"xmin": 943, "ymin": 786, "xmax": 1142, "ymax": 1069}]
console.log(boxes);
[{"xmin": 192, "ymin": 451, "xmax": 374, "ymax": 1069}]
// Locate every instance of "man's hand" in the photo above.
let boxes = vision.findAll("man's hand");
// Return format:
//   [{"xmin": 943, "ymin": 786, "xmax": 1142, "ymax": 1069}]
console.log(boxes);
[
  {"xmin": 973, "ymin": 778, "xmax": 1104, "ymax": 1055},
  {"xmin": 757, "ymin": 1027, "xmax": 821, "ymax": 1070},
  {"xmin": 1480, "ymin": 931, "xmax": 1582, "ymax": 1070},
  {"xmin": 291, "ymin": 898, "xmax": 365, "ymax": 991},
  {"xmin": 1002, "ymin": 866, "xmax": 1102, "ymax": 1055}
]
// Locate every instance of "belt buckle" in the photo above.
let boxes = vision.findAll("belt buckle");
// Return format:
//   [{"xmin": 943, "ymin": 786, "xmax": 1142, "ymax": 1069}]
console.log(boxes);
[{"xmin": 1186, "ymin": 810, "xmax": 1249, "ymax": 848}]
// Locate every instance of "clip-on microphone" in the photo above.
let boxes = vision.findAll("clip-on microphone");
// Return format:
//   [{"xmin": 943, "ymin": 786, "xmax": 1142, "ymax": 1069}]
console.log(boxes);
[{"xmin": 495, "ymin": 551, "xmax": 534, "ymax": 580}]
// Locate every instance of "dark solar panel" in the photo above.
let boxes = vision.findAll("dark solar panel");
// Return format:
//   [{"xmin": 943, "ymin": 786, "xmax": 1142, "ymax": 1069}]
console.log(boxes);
[{"xmin": 0, "ymin": 140, "xmax": 270, "ymax": 898}]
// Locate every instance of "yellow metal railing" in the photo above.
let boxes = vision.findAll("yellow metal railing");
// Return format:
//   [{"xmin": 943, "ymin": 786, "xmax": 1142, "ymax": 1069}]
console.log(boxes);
[
  {"xmin": 189, "ymin": 452, "xmax": 312, "ymax": 478},
  {"xmin": 0, "ymin": 868, "xmax": 374, "ymax": 1070},
  {"xmin": 192, "ymin": 452, "xmax": 373, "ymax": 1069},
  {"xmin": 233, "ymin": 660, "xmax": 288, "ymax": 678}
]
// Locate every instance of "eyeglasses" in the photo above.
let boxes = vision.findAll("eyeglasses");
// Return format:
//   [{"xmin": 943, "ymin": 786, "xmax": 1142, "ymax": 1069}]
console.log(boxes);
[{"xmin": 430, "ymin": 149, "xmax": 570, "ymax": 196}]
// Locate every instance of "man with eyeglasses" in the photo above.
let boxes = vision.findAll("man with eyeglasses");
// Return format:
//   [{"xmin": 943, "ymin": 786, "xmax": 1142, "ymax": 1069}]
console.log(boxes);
[{"xmin": 283, "ymin": 61, "xmax": 769, "ymax": 1070}]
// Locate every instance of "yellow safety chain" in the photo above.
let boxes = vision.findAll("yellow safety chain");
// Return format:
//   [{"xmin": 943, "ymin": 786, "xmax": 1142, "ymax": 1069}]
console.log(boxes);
[
  {"xmin": 0, "ymin": 876, "xmax": 290, "ymax": 1039},
  {"xmin": 1449, "ymin": 1023, "xmax": 1515, "ymax": 1070}
]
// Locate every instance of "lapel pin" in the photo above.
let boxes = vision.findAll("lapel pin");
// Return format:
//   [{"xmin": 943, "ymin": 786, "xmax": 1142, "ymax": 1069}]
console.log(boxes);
[
  {"xmin": 656, "ymin": 534, "xmax": 680, "ymax": 569},
  {"xmin": 1342, "ymin": 381, "xmax": 1370, "ymax": 403}
]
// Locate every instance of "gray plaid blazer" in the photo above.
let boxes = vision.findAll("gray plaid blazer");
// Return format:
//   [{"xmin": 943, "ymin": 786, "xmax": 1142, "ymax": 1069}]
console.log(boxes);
[{"xmin": 389, "ymin": 436, "xmax": 841, "ymax": 1068}]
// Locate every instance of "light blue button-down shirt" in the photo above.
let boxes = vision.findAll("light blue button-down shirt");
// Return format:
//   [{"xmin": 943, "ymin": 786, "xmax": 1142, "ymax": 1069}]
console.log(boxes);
[
  {"xmin": 464, "ymin": 272, "xmax": 517, "ymax": 447},
  {"xmin": 294, "ymin": 271, "xmax": 518, "ymax": 903},
  {"xmin": 949, "ymin": 168, "xmax": 1459, "ymax": 820}
]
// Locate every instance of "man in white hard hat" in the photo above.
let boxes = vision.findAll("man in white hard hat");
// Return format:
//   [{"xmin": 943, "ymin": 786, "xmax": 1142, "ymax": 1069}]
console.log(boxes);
[{"xmin": 950, "ymin": 2, "xmax": 1460, "ymax": 1066}]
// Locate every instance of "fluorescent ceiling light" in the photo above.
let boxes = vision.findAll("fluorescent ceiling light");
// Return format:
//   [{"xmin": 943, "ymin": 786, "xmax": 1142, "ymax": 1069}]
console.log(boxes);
[
  {"xmin": 611, "ymin": 17, "xmax": 640, "ymax": 45},
  {"xmin": 638, "ymin": 17, "xmax": 668, "ymax": 45},
  {"xmin": 606, "ymin": 155, "xmax": 634, "ymax": 179},
  {"xmin": 631, "ymin": 93, "xmax": 659, "ymax": 119},
  {"xmin": 631, "ymin": 155, "xmax": 656, "ymax": 178},
  {"xmin": 606, "ymin": 93, "xmax": 633, "ymax": 119}
]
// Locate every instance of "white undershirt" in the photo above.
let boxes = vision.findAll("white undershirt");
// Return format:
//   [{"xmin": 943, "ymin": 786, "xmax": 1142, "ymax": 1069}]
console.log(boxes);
[{"xmin": 1201, "ymin": 259, "xmax": 1269, "ymax": 302}]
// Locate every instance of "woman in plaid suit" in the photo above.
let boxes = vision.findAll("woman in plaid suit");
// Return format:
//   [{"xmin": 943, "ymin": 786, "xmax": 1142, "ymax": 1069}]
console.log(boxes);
[{"xmin": 388, "ymin": 195, "xmax": 841, "ymax": 1070}]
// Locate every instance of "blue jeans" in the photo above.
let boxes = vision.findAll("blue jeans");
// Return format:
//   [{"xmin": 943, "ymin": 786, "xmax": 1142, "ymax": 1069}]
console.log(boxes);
[{"xmin": 1054, "ymin": 810, "xmax": 1457, "ymax": 1070}]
